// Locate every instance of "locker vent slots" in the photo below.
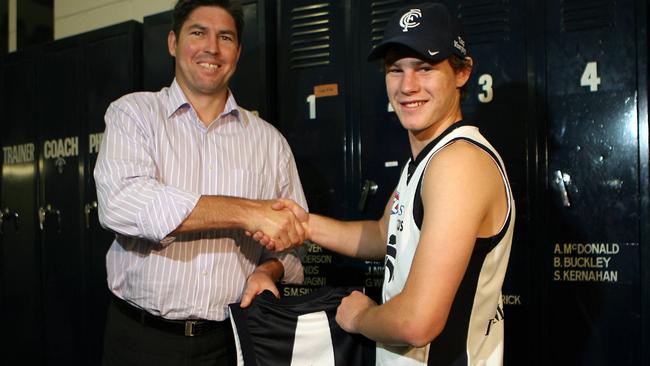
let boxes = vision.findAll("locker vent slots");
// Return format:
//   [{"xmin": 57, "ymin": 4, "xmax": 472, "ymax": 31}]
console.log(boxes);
[
  {"xmin": 561, "ymin": 0, "xmax": 615, "ymax": 32},
  {"xmin": 457, "ymin": 0, "xmax": 511, "ymax": 45},
  {"xmin": 290, "ymin": 2, "xmax": 332, "ymax": 69},
  {"xmin": 369, "ymin": 0, "xmax": 402, "ymax": 49}
]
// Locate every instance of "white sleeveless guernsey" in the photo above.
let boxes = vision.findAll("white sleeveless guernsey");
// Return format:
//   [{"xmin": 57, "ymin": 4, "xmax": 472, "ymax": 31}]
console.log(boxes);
[{"xmin": 377, "ymin": 125, "xmax": 515, "ymax": 366}]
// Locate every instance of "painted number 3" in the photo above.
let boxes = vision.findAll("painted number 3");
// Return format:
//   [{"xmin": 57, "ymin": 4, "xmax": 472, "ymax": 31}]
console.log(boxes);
[
  {"xmin": 580, "ymin": 61, "xmax": 601, "ymax": 92},
  {"xmin": 478, "ymin": 74, "xmax": 493, "ymax": 103}
]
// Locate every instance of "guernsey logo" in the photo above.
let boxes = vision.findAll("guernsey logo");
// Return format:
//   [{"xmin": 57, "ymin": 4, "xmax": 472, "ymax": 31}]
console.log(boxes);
[
  {"xmin": 391, "ymin": 191, "xmax": 402, "ymax": 215},
  {"xmin": 399, "ymin": 9, "xmax": 422, "ymax": 32}
]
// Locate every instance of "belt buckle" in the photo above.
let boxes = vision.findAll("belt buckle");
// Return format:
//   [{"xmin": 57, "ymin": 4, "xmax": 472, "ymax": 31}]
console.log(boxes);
[{"xmin": 185, "ymin": 321, "xmax": 198, "ymax": 337}]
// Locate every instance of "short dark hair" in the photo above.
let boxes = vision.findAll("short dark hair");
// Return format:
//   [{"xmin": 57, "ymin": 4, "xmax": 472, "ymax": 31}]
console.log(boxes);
[
  {"xmin": 172, "ymin": 0, "xmax": 245, "ymax": 44},
  {"xmin": 448, "ymin": 54, "xmax": 473, "ymax": 99}
]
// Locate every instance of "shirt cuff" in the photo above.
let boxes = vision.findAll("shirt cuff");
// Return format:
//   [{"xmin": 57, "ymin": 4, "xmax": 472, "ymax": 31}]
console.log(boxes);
[{"xmin": 135, "ymin": 186, "xmax": 200, "ymax": 244}]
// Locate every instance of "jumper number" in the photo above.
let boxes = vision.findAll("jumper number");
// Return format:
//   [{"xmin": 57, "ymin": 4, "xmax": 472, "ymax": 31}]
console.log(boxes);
[
  {"xmin": 478, "ymin": 74, "xmax": 494, "ymax": 103},
  {"xmin": 580, "ymin": 61, "xmax": 601, "ymax": 92}
]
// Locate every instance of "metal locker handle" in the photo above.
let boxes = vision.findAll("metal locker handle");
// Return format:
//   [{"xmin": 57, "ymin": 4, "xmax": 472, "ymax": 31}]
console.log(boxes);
[
  {"xmin": 1, "ymin": 208, "xmax": 20, "ymax": 234},
  {"xmin": 554, "ymin": 170, "xmax": 572, "ymax": 208},
  {"xmin": 84, "ymin": 201, "xmax": 98, "ymax": 229},
  {"xmin": 39, "ymin": 204, "xmax": 62, "ymax": 233},
  {"xmin": 0, "ymin": 208, "xmax": 6, "ymax": 234},
  {"xmin": 358, "ymin": 180, "xmax": 379, "ymax": 212}
]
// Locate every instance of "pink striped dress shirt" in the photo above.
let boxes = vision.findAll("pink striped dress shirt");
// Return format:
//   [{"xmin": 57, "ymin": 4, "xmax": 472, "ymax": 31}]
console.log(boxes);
[{"xmin": 94, "ymin": 79, "xmax": 306, "ymax": 321}]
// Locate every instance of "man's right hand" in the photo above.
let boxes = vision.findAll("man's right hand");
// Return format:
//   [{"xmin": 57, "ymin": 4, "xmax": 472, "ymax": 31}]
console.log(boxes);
[
  {"xmin": 247, "ymin": 198, "xmax": 310, "ymax": 251},
  {"xmin": 247, "ymin": 199, "xmax": 308, "ymax": 251}
]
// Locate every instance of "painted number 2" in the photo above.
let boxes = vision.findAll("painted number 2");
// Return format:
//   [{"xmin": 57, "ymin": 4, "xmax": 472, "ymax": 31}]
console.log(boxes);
[
  {"xmin": 580, "ymin": 61, "xmax": 601, "ymax": 92},
  {"xmin": 478, "ymin": 74, "xmax": 493, "ymax": 103}
]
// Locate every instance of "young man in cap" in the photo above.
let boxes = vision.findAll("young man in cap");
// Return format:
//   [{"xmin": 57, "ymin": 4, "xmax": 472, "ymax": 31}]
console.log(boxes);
[{"xmin": 264, "ymin": 2, "xmax": 515, "ymax": 365}]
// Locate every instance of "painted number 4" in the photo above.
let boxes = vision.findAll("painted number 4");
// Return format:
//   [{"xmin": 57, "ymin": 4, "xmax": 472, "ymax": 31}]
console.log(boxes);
[{"xmin": 580, "ymin": 61, "xmax": 601, "ymax": 92}]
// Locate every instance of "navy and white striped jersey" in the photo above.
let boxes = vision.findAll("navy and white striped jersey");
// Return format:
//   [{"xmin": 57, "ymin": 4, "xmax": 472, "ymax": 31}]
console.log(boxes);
[{"xmin": 229, "ymin": 286, "xmax": 375, "ymax": 366}]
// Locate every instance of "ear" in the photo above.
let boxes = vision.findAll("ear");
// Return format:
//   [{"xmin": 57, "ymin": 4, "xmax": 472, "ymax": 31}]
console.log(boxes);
[
  {"xmin": 455, "ymin": 56, "xmax": 473, "ymax": 88},
  {"xmin": 167, "ymin": 30, "xmax": 177, "ymax": 57}
]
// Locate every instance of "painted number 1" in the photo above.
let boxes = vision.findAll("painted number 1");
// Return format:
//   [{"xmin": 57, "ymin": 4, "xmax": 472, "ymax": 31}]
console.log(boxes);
[
  {"xmin": 580, "ymin": 61, "xmax": 601, "ymax": 92},
  {"xmin": 306, "ymin": 94, "xmax": 316, "ymax": 119}
]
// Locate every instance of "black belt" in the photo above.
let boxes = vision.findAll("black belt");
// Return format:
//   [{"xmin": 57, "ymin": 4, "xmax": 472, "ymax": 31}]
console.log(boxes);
[{"xmin": 111, "ymin": 294, "xmax": 230, "ymax": 337}]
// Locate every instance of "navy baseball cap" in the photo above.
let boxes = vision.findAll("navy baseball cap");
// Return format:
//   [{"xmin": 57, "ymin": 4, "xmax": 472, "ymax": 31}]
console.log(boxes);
[{"xmin": 367, "ymin": 2, "xmax": 468, "ymax": 64}]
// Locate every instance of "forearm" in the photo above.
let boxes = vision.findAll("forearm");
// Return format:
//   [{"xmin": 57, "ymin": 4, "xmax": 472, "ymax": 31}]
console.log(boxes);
[
  {"xmin": 253, "ymin": 258, "xmax": 284, "ymax": 282},
  {"xmin": 171, "ymin": 195, "xmax": 260, "ymax": 234},
  {"xmin": 356, "ymin": 293, "xmax": 441, "ymax": 347},
  {"xmin": 309, "ymin": 214, "xmax": 386, "ymax": 259},
  {"xmin": 95, "ymin": 164, "xmax": 199, "ymax": 242}
]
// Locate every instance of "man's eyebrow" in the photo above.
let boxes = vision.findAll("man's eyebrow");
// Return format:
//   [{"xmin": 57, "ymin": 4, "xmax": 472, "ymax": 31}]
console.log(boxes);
[
  {"xmin": 186, "ymin": 23, "xmax": 207, "ymax": 31},
  {"xmin": 218, "ymin": 29, "xmax": 237, "ymax": 37}
]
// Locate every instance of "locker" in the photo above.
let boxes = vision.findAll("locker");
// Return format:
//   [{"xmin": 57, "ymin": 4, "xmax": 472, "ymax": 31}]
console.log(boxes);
[
  {"xmin": 0, "ymin": 22, "xmax": 141, "ymax": 365},
  {"xmin": 37, "ymin": 37, "xmax": 86, "ymax": 365},
  {"xmin": 354, "ymin": 0, "xmax": 423, "ymax": 305},
  {"xmin": 543, "ymin": 0, "xmax": 646, "ymax": 364},
  {"xmin": 275, "ymin": 0, "xmax": 378, "ymax": 295},
  {"xmin": 276, "ymin": 0, "xmax": 350, "ymax": 218},
  {"xmin": 455, "ymin": 1, "xmax": 535, "ymax": 365},
  {"xmin": 229, "ymin": 0, "xmax": 277, "ymax": 120},
  {"xmin": 355, "ymin": 0, "xmax": 411, "ymax": 219},
  {"xmin": 0, "ymin": 50, "xmax": 42, "ymax": 365},
  {"xmin": 82, "ymin": 22, "xmax": 141, "ymax": 366},
  {"xmin": 142, "ymin": 11, "xmax": 175, "ymax": 92}
]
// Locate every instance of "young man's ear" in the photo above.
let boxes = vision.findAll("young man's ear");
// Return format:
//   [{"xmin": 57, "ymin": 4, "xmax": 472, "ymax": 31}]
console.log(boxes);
[
  {"xmin": 456, "ymin": 56, "xmax": 473, "ymax": 88},
  {"xmin": 168, "ymin": 30, "xmax": 177, "ymax": 58}
]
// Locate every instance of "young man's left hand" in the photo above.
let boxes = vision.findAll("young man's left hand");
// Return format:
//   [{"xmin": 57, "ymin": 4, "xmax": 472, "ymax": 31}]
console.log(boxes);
[{"xmin": 336, "ymin": 290, "xmax": 377, "ymax": 333}]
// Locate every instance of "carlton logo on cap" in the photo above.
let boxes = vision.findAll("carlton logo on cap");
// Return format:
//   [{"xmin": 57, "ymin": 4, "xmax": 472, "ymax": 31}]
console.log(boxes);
[{"xmin": 399, "ymin": 9, "xmax": 422, "ymax": 32}]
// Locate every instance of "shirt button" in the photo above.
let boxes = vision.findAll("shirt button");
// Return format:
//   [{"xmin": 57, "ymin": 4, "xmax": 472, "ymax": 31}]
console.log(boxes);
[{"xmin": 202, "ymin": 270, "xmax": 208, "ymax": 276}]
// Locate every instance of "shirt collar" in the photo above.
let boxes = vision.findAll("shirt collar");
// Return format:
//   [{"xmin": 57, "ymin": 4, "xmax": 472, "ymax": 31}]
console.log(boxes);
[{"xmin": 166, "ymin": 78, "xmax": 241, "ymax": 122}]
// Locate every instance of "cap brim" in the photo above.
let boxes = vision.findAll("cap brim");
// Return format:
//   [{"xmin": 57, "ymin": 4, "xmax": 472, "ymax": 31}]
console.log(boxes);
[{"xmin": 367, "ymin": 36, "xmax": 449, "ymax": 64}]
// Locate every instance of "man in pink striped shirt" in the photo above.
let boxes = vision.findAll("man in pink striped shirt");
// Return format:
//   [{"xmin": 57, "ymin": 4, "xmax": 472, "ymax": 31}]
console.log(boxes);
[{"xmin": 94, "ymin": 1, "xmax": 307, "ymax": 364}]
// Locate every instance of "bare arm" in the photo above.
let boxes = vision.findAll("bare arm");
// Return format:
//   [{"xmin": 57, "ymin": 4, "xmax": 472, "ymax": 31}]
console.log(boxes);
[
  {"xmin": 337, "ymin": 141, "xmax": 508, "ymax": 346},
  {"xmin": 306, "ymin": 199, "xmax": 392, "ymax": 259},
  {"xmin": 171, "ymin": 195, "xmax": 305, "ymax": 250},
  {"xmin": 267, "ymin": 197, "xmax": 393, "ymax": 260}
]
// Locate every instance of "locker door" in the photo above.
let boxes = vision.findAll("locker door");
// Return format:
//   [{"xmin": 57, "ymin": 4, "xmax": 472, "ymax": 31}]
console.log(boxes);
[
  {"xmin": 83, "ymin": 21, "xmax": 141, "ymax": 366},
  {"xmin": 229, "ymin": 0, "xmax": 277, "ymax": 121},
  {"xmin": 277, "ymin": 0, "xmax": 349, "ymax": 219},
  {"xmin": 544, "ymin": 0, "xmax": 642, "ymax": 364},
  {"xmin": 143, "ymin": 10, "xmax": 174, "ymax": 92},
  {"xmin": 37, "ymin": 38, "xmax": 86, "ymax": 365},
  {"xmin": 355, "ymin": 0, "xmax": 414, "ymax": 303},
  {"xmin": 356, "ymin": 0, "xmax": 411, "ymax": 219},
  {"xmin": 456, "ymin": 1, "xmax": 534, "ymax": 365},
  {"xmin": 0, "ymin": 52, "xmax": 42, "ymax": 365},
  {"xmin": 276, "ymin": 0, "xmax": 367, "ymax": 292}
]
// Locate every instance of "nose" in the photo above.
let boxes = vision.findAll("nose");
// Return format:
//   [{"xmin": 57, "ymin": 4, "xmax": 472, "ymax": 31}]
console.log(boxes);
[
  {"xmin": 400, "ymin": 70, "xmax": 419, "ymax": 94},
  {"xmin": 204, "ymin": 33, "xmax": 220, "ymax": 54}
]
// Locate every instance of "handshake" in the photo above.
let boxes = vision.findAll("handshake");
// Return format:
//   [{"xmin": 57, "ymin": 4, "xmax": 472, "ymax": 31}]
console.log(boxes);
[{"xmin": 245, "ymin": 198, "xmax": 310, "ymax": 252}]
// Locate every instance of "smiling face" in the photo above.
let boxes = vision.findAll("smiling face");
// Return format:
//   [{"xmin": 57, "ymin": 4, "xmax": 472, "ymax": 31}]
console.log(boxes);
[
  {"xmin": 384, "ymin": 49, "xmax": 471, "ymax": 142},
  {"xmin": 168, "ymin": 5, "xmax": 241, "ymax": 101}
]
